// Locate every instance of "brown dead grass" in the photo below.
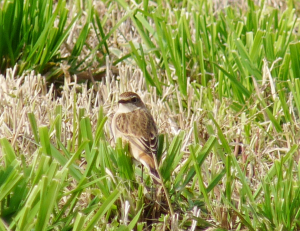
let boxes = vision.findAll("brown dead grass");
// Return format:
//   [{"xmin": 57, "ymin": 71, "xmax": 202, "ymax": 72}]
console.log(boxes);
[
  {"xmin": 0, "ymin": 0, "xmax": 298, "ymax": 229},
  {"xmin": 0, "ymin": 64, "xmax": 201, "ymax": 159}
]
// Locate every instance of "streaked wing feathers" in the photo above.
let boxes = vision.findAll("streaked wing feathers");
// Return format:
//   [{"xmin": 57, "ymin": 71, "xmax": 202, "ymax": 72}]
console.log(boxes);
[{"xmin": 115, "ymin": 109, "xmax": 158, "ymax": 156}]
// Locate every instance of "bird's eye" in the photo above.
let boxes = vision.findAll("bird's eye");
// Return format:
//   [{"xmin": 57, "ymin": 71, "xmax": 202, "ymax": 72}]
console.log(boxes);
[{"xmin": 132, "ymin": 97, "xmax": 137, "ymax": 103}]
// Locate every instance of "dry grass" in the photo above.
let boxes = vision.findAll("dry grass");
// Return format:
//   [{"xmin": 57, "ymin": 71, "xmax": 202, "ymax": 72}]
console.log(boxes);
[
  {"xmin": 2, "ymin": 59, "xmax": 298, "ymax": 229},
  {"xmin": 0, "ymin": 65, "xmax": 200, "ymax": 159},
  {"xmin": 1, "ymin": 0, "xmax": 300, "ymax": 229}
]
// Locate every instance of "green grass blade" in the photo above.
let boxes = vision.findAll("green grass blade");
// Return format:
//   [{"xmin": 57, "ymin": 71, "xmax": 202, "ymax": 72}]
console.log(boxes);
[
  {"xmin": 39, "ymin": 126, "xmax": 52, "ymax": 156},
  {"xmin": 84, "ymin": 188, "xmax": 121, "ymax": 231},
  {"xmin": 28, "ymin": 112, "xmax": 39, "ymax": 143},
  {"xmin": 0, "ymin": 138, "xmax": 17, "ymax": 165}
]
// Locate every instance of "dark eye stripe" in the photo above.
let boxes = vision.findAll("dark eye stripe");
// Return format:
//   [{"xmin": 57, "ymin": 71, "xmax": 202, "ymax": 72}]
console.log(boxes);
[
  {"xmin": 118, "ymin": 96, "xmax": 139, "ymax": 104},
  {"xmin": 118, "ymin": 99, "xmax": 129, "ymax": 104}
]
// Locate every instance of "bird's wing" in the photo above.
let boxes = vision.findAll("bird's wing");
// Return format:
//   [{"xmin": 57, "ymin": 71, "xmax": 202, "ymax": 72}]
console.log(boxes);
[{"xmin": 115, "ymin": 109, "xmax": 158, "ymax": 156}]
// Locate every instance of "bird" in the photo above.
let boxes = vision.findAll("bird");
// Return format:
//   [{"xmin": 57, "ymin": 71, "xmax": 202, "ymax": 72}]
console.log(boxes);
[{"xmin": 111, "ymin": 92, "xmax": 160, "ymax": 184}]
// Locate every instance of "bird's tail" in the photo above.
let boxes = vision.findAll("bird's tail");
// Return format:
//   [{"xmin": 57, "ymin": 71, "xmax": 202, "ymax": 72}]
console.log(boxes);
[{"xmin": 138, "ymin": 153, "xmax": 161, "ymax": 184}]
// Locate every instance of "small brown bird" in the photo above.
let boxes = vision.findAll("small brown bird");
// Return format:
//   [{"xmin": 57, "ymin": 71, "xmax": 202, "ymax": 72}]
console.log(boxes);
[{"xmin": 111, "ymin": 92, "xmax": 160, "ymax": 184}]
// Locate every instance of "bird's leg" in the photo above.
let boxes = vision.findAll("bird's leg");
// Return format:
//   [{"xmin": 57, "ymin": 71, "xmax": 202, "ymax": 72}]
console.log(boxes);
[{"xmin": 141, "ymin": 165, "xmax": 144, "ymax": 183}]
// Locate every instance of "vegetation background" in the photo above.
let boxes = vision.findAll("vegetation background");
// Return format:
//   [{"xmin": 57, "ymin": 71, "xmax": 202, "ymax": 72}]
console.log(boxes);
[{"xmin": 1, "ymin": 0, "xmax": 300, "ymax": 230}]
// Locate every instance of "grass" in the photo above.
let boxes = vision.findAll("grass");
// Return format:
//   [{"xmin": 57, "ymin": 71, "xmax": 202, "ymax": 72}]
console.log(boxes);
[
  {"xmin": 1, "ymin": 0, "xmax": 300, "ymax": 230},
  {"xmin": 0, "ymin": 0, "xmax": 126, "ymax": 83}
]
